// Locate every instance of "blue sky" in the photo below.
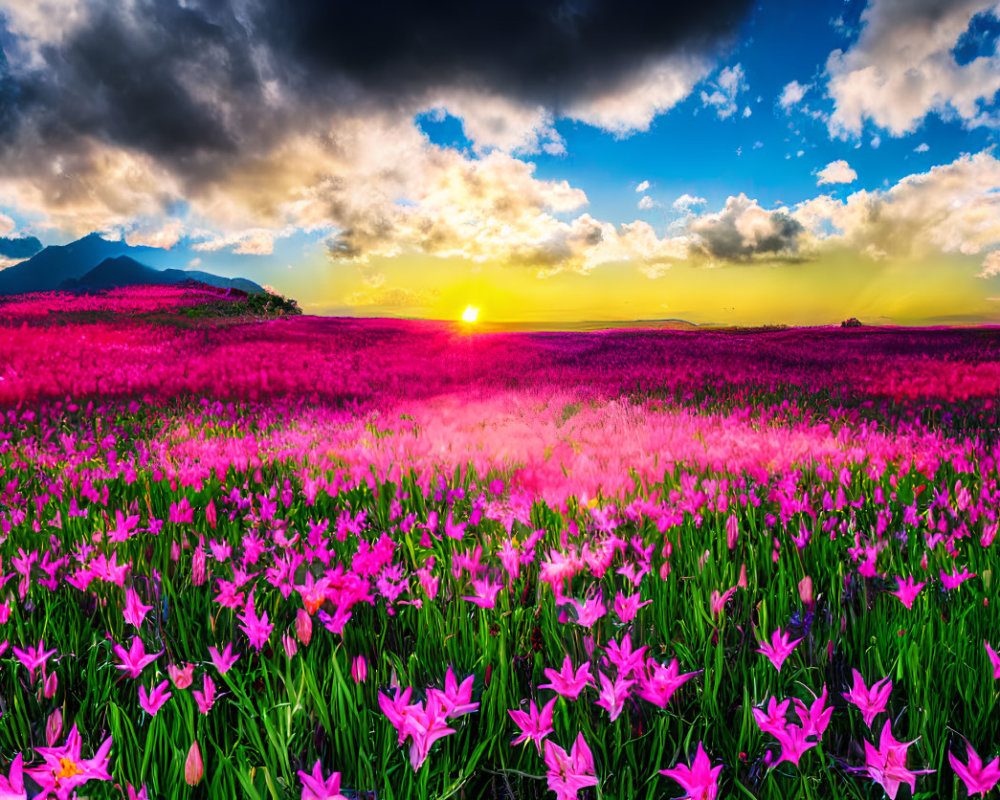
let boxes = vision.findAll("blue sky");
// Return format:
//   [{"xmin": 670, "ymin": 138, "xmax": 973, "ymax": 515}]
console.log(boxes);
[{"xmin": 2, "ymin": 0, "xmax": 1000, "ymax": 323}]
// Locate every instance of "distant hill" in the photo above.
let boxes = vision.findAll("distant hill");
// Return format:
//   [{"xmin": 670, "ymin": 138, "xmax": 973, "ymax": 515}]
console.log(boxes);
[
  {"xmin": 59, "ymin": 255, "xmax": 265, "ymax": 294},
  {"xmin": 0, "ymin": 233, "xmax": 263, "ymax": 295}
]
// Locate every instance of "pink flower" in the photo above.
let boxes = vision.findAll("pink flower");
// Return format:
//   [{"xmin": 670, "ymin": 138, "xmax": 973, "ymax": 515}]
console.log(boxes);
[
  {"xmin": 986, "ymin": 641, "xmax": 1000, "ymax": 679},
  {"xmin": 405, "ymin": 694, "xmax": 456, "ymax": 772},
  {"xmin": 890, "ymin": 575, "xmax": 925, "ymax": 609},
  {"xmin": 27, "ymin": 724, "xmax": 112, "ymax": 798},
  {"xmin": 948, "ymin": 741, "xmax": 1000, "ymax": 798},
  {"xmin": 755, "ymin": 628, "xmax": 802, "ymax": 673},
  {"xmin": 508, "ymin": 697, "xmax": 556, "ymax": 755},
  {"xmin": 613, "ymin": 590, "xmax": 651, "ymax": 624},
  {"xmin": 239, "ymin": 588, "xmax": 274, "ymax": 651},
  {"xmin": 208, "ymin": 643, "xmax": 240, "ymax": 675},
  {"xmin": 297, "ymin": 760, "xmax": 347, "ymax": 800},
  {"xmin": 138, "ymin": 680, "xmax": 172, "ymax": 717},
  {"xmin": 351, "ymin": 655, "xmax": 367, "ymax": 684},
  {"xmin": 461, "ymin": 578, "xmax": 502, "ymax": 609},
  {"xmin": 752, "ymin": 696, "xmax": 792, "ymax": 737},
  {"xmin": 113, "ymin": 637, "xmax": 162, "ymax": 679},
  {"xmin": 864, "ymin": 720, "xmax": 933, "ymax": 800},
  {"xmin": 558, "ymin": 591, "xmax": 606, "ymax": 627},
  {"xmin": 167, "ymin": 661, "xmax": 194, "ymax": 689},
  {"xmin": 604, "ymin": 633, "xmax": 647, "ymax": 679},
  {"xmin": 0, "ymin": 753, "xmax": 25, "ymax": 800},
  {"xmin": 193, "ymin": 673, "xmax": 216, "ymax": 714},
  {"xmin": 793, "ymin": 686, "xmax": 833, "ymax": 740},
  {"xmin": 843, "ymin": 669, "xmax": 892, "ymax": 728},
  {"xmin": 123, "ymin": 586, "xmax": 153, "ymax": 629},
  {"xmin": 771, "ymin": 723, "xmax": 817, "ymax": 767},
  {"xmin": 12, "ymin": 639, "xmax": 56, "ymax": 682},
  {"xmin": 593, "ymin": 670, "xmax": 634, "ymax": 722},
  {"xmin": 428, "ymin": 665, "xmax": 479, "ymax": 718},
  {"xmin": 659, "ymin": 741, "xmax": 723, "ymax": 800},
  {"xmin": 940, "ymin": 567, "xmax": 975, "ymax": 590},
  {"xmin": 539, "ymin": 655, "xmax": 593, "ymax": 700},
  {"xmin": 709, "ymin": 586, "xmax": 737, "ymax": 618},
  {"xmin": 544, "ymin": 732, "xmax": 598, "ymax": 800},
  {"xmin": 638, "ymin": 657, "xmax": 698, "ymax": 707}
]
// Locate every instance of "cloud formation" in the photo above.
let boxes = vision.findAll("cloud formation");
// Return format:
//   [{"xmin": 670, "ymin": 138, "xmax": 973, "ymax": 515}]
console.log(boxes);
[
  {"xmin": 826, "ymin": 0, "xmax": 1000, "ymax": 137},
  {"xmin": 689, "ymin": 194, "xmax": 804, "ymax": 260},
  {"xmin": 816, "ymin": 160, "xmax": 858, "ymax": 185}
]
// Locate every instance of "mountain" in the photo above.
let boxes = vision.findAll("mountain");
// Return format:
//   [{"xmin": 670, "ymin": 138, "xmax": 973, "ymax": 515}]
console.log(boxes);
[
  {"xmin": 0, "ymin": 233, "xmax": 263, "ymax": 295},
  {"xmin": 59, "ymin": 255, "xmax": 264, "ymax": 294}
]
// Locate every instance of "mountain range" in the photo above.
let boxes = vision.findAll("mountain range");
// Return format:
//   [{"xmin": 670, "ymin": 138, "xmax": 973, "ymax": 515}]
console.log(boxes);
[{"xmin": 0, "ymin": 233, "xmax": 264, "ymax": 295}]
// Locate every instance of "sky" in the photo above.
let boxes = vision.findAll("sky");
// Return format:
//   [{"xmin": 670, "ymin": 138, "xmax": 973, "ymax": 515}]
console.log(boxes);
[{"xmin": 1, "ymin": 0, "xmax": 1000, "ymax": 324}]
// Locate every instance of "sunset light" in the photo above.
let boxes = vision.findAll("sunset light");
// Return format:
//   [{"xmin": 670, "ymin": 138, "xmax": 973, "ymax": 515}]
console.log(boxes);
[
  {"xmin": 2, "ymin": 1, "xmax": 999, "ymax": 798},
  {"xmin": 461, "ymin": 305, "xmax": 479, "ymax": 323}
]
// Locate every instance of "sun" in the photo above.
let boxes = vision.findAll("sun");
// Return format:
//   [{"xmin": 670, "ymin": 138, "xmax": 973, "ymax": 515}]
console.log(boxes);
[{"xmin": 461, "ymin": 305, "xmax": 479, "ymax": 323}]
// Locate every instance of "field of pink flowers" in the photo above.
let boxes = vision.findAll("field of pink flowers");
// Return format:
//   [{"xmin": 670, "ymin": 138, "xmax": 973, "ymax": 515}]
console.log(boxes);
[{"xmin": 0, "ymin": 285, "xmax": 998, "ymax": 799}]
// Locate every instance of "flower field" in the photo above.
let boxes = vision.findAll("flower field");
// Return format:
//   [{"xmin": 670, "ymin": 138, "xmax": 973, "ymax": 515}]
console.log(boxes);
[{"xmin": 1, "ymin": 285, "xmax": 999, "ymax": 799}]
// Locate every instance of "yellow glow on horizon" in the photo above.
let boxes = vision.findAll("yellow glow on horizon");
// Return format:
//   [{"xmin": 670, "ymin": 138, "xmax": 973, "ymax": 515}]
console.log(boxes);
[{"xmin": 461, "ymin": 305, "xmax": 479, "ymax": 323}]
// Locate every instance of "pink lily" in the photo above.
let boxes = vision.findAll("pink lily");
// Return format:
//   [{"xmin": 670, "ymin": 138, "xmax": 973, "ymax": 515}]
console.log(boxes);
[
  {"xmin": 193, "ymin": 673, "xmax": 216, "ymax": 714},
  {"xmin": 593, "ymin": 669, "xmax": 634, "ymax": 722},
  {"xmin": 948, "ymin": 741, "xmax": 1000, "ymax": 798},
  {"xmin": 558, "ymin": 591, "xmax": 606, "ymax": 627},
  {"xmin": 864, "ymin": 720, "xmax": 933, "ymax": 800},
  {"xmin": 638, "ymin": 657, "xmax": 698, "ymax": 708},
  {"xmin": 890, "ymin": 575, "xmax": 925, "ymax": 609},
  {"xmin": 941, "ymin": 567, "xmax": 975, "ymax": 590},
  {"xmin": 793, "ymin": 685, "xmax": 833, "ymax": 739},
  {"xmin": 604, "ymin": 633, "xmax": 647, "ymax": 679},
  {"xmin": 770, "ymin": 723, "xmax": 817, "ymax": 767},
  {"xmin": 428, "ymin": 665, "xmax": 479, "ymax": 718},
  {"xmin": 460, "ymin": 578, "xmax": 502, "ymax": 609},
  {"xmin": 0, "ymin": 753, "xmax": 24, "ymax": 800},
  {"xmin": 843, "ymin": 669, "xmax": 892, "ymax": 727},
  {"xmin": 406, "ymin": 693, "xmax": 456, "ymax": 772},
  {"xmin": 27, "ymin": 724, "xmax": 112, "ymax": 798},
  {"xmin": 659, "ymin": 741, "xmax": 723, "ymax": 800},
  {"xmin": 756, "ymin": 628, "xmax": 803, "ymax": 673},
  {"xmin": 12, "ymin": 639, "xmax": 56, "ymax": 682},
  {"xmin": 167, "ymin": 662, "xmax": 195, "ymax": 689},
  {"xmin": 508, "ymin": 697, "xmax": 556, "ymax": 755},
  {"xmin": 113, "ymin": 637, "xmax": 162, "ymax": 679},
  {"xmin": 138, "ymin": 680, "xmax": 172, "ymax": 717},
  {"xmin": 613, "ymin": 590, "xmax": 651, "ymax": 624},
  {"xmin": 239, "ymin": 588, "xmax": 274, "ymax": 651},
  {"xmin": 123, "ymin": 587, "xmax": 153, "ymax": 629},
  {"xmin": 539, "ymin": 655, "xmax": 593, "ymax": 700},
  {"xmin": 377, "ymin": 686, "xmax": 415, "ymax": 745},
  {"xmin": 297, "ymin": 760, "xmax": 347, "ymax": 800},
  {"xmin": 752, "ymin": 696, "xmax": 792, "ymax": 737},
  {"xmin": 209, "ymin": 643, "xmax": 241, "ymax": 675},
  {"xmin": 986, "ymin": 641, "xmax": 1000, "ymax": 679},
  {"xmin": 544, "ymin": 732, "xmax": 599, "ymax": 800}
]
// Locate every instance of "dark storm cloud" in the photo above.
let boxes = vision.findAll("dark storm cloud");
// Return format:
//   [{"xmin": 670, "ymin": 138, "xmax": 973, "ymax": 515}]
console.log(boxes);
[
  {"xmin": 259, "ymin": 0, "xmax": 754, "ymax": 104},
  {"xmin": 0, "ymin": 235, "xmax": 41, "ymax": 258},
  {"xmin": 0, "ymin": 0, "xmax": 753, "ymax": 167}
]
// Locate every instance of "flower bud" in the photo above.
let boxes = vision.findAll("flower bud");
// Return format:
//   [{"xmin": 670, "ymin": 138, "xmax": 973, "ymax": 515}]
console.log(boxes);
[
  {"xmin": 295, "ymin": 608, "xmax": 312, "ymax": 647},
  {"xmin": 351, "ymin": 655, "xmax": 367, "ymax": 684},
  {"xmin": 185, "ymin": 740, "xmax": 203, "ymax": 786},
  {"xmin": 46, "ymin": 708, "xmax": 62, "ymax": 746}
]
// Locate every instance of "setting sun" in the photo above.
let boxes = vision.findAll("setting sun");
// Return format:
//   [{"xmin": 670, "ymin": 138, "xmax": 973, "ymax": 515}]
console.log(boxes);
[{"xmin": 461, "ymin": 305, "xmax": 479, "ymax": 323}]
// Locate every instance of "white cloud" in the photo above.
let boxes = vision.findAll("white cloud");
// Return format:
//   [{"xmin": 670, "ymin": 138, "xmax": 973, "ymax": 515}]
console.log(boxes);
[
  {"xmin": 566, "ymin": 53, "xmax": 712, "ymax": 135},
  {"xmin": 794, "ymin": 150, "xmax": 1000, "ymax": 261},
  {"xmin": 914, "ymin": 142, "xmax": 930, "ymax": 153},
  {"xmin": 700, "ymin": 64, "xmax": 749, "ymax": 119},
  {"xmin": 635, "ymin": 180, "xmax": 650, "ymax": 193},
  {"xmin": 672, "ymin": 193, "xmax": 707, "ymax": 212},
  {"xmin": 638, "ymin": 195, "xmax": 656, "ymax": 210},
  {"xmin": 816, "ymin": 159, "xmax": 858, "ymax": 185},
  {"xmin": 826, "ymin": 0, "xmax": 1000, "ymax": 137},
  {"xmin": 778, "ymin": 80, "xmax": 810, "ymax": 110},
  {"xmin": 979, "ymin": 250, "xmax": 1000, "ymax": 278},
  {"xmin": 0, "ymin": 213, "xmax": 14, "ymax": 236}
]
